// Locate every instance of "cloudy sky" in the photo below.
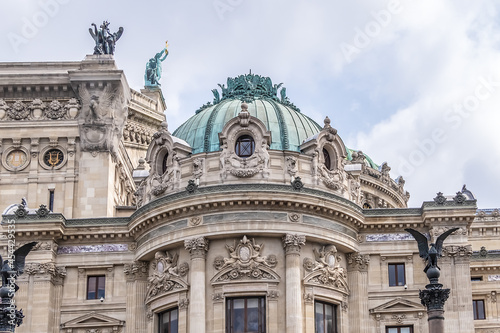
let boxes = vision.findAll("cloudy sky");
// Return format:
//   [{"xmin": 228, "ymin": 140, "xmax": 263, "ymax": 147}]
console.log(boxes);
[{"xmin": 2, "ymin": 0, "xmax": 500, "ymax": 209}]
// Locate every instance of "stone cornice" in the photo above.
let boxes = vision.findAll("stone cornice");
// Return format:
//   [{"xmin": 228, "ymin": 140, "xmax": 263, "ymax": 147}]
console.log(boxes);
[
  {"xmin": 129, "ymin": 183, "xmax": 365, "ymax": 237},
  {"xmin": 359, "ymin": 176, "xmax": 407, "ymax": 207}
]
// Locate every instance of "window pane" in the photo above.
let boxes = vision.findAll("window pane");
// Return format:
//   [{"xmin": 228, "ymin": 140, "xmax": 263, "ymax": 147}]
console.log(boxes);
[
  {"xmin": 401, "ymin": 328, "xmax": 411, "ymax": 333},
  {"xmin": 87, "ymin": 277, "xmax": 96, "ymax": 299},
  {"xmin": 397, "ymin": 264, "xmax": 405, "ymax": 286},
  {"xmin": 387, "ymin": 329, "xmax": 398, "ymax": 333},
  {"xmin": 159, "ymin": 308, "xmax": 178, "ymax": 333},
  {"xmin": 477, "ymin": 300, "xmax": 485, "ymax": 319},
  {"xmin": 315, "ymin": 301, "xmax": 336, "ymax": 333},
  {"xmin": 97, "ymin": 276, "xmax": 105, "ymax": 298},
  {"xmin": 227, "ymin": 297, "xmax": 265, "ymax": 333},
  {"xmin": 388, "ymin": 265, "xmax": 396, "ymax": 286}
]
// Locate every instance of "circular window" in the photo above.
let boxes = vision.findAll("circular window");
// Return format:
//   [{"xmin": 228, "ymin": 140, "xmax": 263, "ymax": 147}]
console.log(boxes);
[
  {"xmin": 363, "ymin": 203, "xmax": 372, "ymax": 209},
  {"xmin": 43, "ymin": 149, "xmax": 64, "ymax": 167},
  {"xmin": 235, "ymin": 135, "xmax": 255, "ymax": 158}
]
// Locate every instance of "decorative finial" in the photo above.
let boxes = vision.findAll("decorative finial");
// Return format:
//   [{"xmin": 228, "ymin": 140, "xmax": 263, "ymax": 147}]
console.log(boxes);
[{"xmin": 324, "ymin": 116, "xmax": 331, "ymax": 127}]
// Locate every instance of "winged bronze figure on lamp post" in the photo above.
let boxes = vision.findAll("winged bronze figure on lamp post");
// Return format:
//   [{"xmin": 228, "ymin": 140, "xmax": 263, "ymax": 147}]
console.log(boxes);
[{"xmin": 405, "ymin": 228, "xmax": 458, "ymax": 280}]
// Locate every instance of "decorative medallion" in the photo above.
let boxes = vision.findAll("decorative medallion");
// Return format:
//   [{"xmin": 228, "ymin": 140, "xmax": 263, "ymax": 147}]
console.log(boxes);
[
  {"xmin": 5, "ymin": 149, "xmax": 29, "ymax": 170},
  {"xmin": 45, "ymin": 100, "xmax": 66, "ymax": 119},
  {"xmin": 7, "ymin": 101, "xmax": 29, "ymax": 120},
  {"xmin": 433, "ymin": 192, "xmax": 446, "ymax": 205},
  {"xmin": 43, "ymin": 149, "xmax": 64, "ymax": 167}
]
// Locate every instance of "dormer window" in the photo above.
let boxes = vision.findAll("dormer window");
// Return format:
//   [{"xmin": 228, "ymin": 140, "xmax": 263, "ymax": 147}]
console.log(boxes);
[
  {"xmin": 323, "ymin": 148, "xmax": 331, "ymax": 170},
  {"xmin": 162, "ymin": 152, "xmax": 169, "ymax": 174},
  {"xmin": 235, "ymin": 135, "xmax": 255, "ymax": 158}
]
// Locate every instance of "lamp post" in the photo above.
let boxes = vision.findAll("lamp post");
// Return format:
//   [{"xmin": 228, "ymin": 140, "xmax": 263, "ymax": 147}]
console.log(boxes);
[{"xmin": 405, "ymin": 228, "xmax": 458, "ymax": 333}]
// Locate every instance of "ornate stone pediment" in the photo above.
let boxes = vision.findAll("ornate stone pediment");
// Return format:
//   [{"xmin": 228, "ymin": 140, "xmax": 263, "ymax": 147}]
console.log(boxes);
[
  {"xmin": 145, "ymin": 251, "xmax": 189, "ymax": 303},
  {"xmin": 60, "ymin": 312, "xmax": 124, "ymax": 333},
  {"xmin": 369, "ymin": 297, "xmax": 425, "ymax": 315},
  {"xmin": 211, "ymin": 235, "xmax": 279, "ymax": 284},
  {"xmin": 303, "ymin": 245, "xmax": 349, "ymax": 294}
]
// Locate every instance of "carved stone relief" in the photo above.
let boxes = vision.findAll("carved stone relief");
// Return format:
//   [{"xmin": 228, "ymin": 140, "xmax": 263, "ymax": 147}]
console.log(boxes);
[
  {"xmin": 145, "ymin": 251, "xmax": 189, "ymax": 302},
  {"xmin": 303, "ymin": 245, "xmax": 349, "ymax": 293},
  {"xmin": 212, "ymin": 235, "xmax": 278, "ymax": 282}
]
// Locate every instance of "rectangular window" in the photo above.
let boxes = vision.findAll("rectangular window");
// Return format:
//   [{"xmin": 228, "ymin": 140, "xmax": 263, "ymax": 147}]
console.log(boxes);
[
  {"xmin": 473, "ymin": 300, "xmax": 486, "ymax": 320},
  {"xmin": 49, "ymin": 190, "xmax": 55, "ymax": 212},
  {"xmin": 471, "ymin": 276, "xmax": 483, "ymax": 282},
  {"xmin": 226, "ymin": 297, "xmax": 265, "ymax": 333},
  {"xmin": 388, "ymin": 263, "xmax": 406, "ymax": 287},
  {"xmin": 158, "ymin": 308, "xmax": 178, "ymax": 333},
  {"xmin": 86, "ymin": 275, "xmax": 105, "ymax": 300},
  {"xmin": 386, "ymin": 326, "xmax": 413, "ymax": 333},
  {"xmin": 315, "ymin": 301, "xmax": 337, "ymax": 333}
]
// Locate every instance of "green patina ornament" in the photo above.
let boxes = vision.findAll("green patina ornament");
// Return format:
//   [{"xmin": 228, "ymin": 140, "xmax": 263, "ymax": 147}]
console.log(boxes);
[{"xmin": 196, "ymin": 72, "xmax": 300, "ymax": 113}]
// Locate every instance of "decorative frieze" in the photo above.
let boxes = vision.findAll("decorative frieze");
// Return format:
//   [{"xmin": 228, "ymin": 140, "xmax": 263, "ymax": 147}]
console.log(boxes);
[
  {"xmin": 57, "ymin": 244, "xmax": 128, "ymax": 254},
  {"xmin": 0, "ymin": 98, "xmax": 80, "ymax": 121}
]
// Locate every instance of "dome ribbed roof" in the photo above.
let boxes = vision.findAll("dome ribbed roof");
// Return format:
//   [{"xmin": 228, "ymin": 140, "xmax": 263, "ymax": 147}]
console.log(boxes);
[{"xmin": 172, "ymin": 73, "xmax": 322, "ymax": 154}]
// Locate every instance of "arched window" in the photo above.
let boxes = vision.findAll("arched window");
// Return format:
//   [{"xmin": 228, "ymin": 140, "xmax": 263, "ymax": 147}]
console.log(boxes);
[
  {"xmin": 161, "ymin": 152, "xmax": 169, "ymax": 174},
  {"xmin": 235, "ymin": 135, "xmax": 255, "ymax": 158},
  {"xmin": 323, "ymin": 148, "xmax": 331, "ymax": 170}
]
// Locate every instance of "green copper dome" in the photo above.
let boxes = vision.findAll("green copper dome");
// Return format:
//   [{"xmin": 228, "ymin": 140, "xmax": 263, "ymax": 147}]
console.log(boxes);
[{"xmin": 173, "ymin": 73, "xmax": 322, "ymax": 154}]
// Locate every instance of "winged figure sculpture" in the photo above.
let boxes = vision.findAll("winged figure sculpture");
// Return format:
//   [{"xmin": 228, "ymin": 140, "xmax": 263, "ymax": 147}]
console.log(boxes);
[
  {"xmin": 405, "ymin": 228, "xmax": 458, "ymax": 273},
  {"xmin": 0, "ymin": 242, "xmax": 37, "ymax": 291}
]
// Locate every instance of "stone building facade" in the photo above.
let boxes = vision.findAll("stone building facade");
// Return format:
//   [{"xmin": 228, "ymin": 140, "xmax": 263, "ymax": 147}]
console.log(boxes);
[{"xmin": 0, "ymin": 55, "xmax": 498, "ymax": 333}]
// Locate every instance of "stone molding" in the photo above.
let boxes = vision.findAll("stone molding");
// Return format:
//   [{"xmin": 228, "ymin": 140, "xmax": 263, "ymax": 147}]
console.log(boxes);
[
  {"xmin": 184, "ymin": 236, "xmax": 209, "ymax": 259},
  {"xmin": 282, "ymin": 233, "xmax": 306, "ymax": 255},
  {"xmin": 346, "ymin": 252, "xmax": 370, "ymax": 272}
]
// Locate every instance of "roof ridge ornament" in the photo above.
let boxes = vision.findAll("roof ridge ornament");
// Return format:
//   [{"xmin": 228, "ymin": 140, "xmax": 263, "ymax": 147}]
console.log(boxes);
[{"xmin": 196, "ymin": 73, "xmax": 301, "ymax": 113}]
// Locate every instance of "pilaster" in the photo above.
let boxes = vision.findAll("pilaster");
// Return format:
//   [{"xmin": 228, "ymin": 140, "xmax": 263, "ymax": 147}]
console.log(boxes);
[
  {"xmin": 124, "ymin": 261, "xmax": 149, "ymax": 333},
  {"xmin": 184, "ymin": 236, "xmax": 209, "ymax": 333},
  {"xmin": 282, "ymin": 233, "xmax": 305, "ymax": 333},
  {"xmin": 347, "ymin": 252, "xmax": 370, "ymax": 333}
]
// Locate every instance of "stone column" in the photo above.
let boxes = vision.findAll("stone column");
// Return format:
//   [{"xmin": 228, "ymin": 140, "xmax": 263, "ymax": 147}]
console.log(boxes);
[
  {"xmin": 419, "ymin": 284, "xmax": 450, "ymax": 333},
  {"xmin": 282, "ymin": 233, "xmax": 306, "ymax": 333},
  {"xmin": 184, "ymin": 237, "xmax": 209, "ymax": 333},
  {"xmin": 442, "ymin": 245, "xmax": 474, "ymax": 333},
  {"xmin": 124, "ymin": 261, "xmax": 149, "ymax": 333},
  {"xmin": 347, "ymin": 252, "xmax": 370, "ymax": 333}
]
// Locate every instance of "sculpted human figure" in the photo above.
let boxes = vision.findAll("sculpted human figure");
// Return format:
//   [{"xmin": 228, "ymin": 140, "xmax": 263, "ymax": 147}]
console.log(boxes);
[{"xmin": 145, "ymin": 42, "xmax": 169, "ymax": 86}]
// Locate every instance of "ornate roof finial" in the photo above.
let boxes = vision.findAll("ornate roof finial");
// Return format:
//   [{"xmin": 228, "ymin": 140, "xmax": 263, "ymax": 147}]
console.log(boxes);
[{"xmin": 324, "ymin": 116, "xmax": 331, "ymax": 128}]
